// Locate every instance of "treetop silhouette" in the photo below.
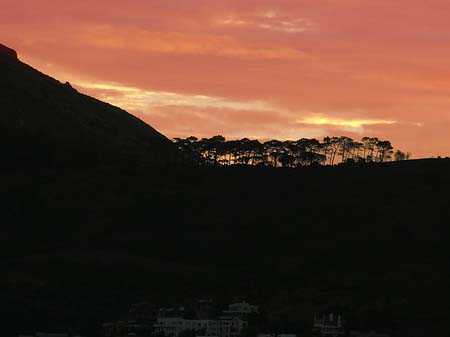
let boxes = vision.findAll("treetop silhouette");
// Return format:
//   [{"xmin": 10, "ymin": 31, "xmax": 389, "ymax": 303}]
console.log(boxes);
[{"xmin": 173, "ymin": 135, "xmax": 408, "ymax": 167}]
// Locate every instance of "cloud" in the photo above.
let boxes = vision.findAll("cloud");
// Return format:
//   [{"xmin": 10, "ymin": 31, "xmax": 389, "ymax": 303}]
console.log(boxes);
[
  {"xmin": 75, "ymin": 79, "xmax": 403, "ymax": 139},
  {"xmin": 75, "ymin": 26, "xmax": 307, "ymax": 60},
  {"xmin": 75, "ymin": 81, "xmax": 277, "ymax": 112},
  {"xmin": 139, "ymin": 105, "xmax": 324, "ymax": 140},
  {"xmin": 295, "ymin": 115, "xmax": 397, "ymax": 134},
  {"xmin": 218, "ymin": 10, "xmax": 317, "ymax": 34},
  {"xmin": 299, "ymin": 115, "xmax": 397, "ymax": 127}
]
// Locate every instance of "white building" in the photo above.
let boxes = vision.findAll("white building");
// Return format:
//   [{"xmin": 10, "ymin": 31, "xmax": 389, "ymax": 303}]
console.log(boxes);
[
  {"xmin": 154, "ymin": 318, "xmax": 210, "ymax": 337},
  {"xmin": 154, "ymin": 317, "xmax": 247, "ymax": 337},
  {"xmin": 207, "ymin": 317, "xmax": 248, "ymax": 337}
]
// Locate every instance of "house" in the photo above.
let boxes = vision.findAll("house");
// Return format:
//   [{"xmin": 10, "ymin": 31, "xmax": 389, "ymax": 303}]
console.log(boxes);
[
  {"xmin": 154, "ymin": 318, "xmax": 210, "ymax": 337},
  {"xmin": 195, "ymin": 299, "xmax": 214, "ymax": 320},
  {"xmin": 154, "ymin": 317, "xmax": 247, "ymax": 337},
  {"xmin": 312, "ymin": 313, "xmax": 346, "ymax": 337},
  {"xmin": 207, "ymin": 317, "xmax": 248, "ymax": 337},
  {"xmin": 221, "ymin": 302, "xmax": 259, "ymax": 319}
]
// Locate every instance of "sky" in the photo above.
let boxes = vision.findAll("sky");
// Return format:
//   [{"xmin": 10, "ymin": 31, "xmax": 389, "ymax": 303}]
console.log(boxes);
[{"xmin": 1, "ymin": 0, "xmax": 450, "ymax": 158}]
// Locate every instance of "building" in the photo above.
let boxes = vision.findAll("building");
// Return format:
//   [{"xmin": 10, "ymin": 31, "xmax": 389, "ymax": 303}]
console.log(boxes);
[
  {"xmin": 195, "ymin": 299, "xmax": 214, "ymax": 320},
  {"xmin": 127, "ymin": 302, "xmax": 167, "ymax": 336},
  {"xmin": 221, "ymin": 302, "xmax": 259, "ymax": 319},
  {"xmin": 154, "ymin": 317, "xmax": 247, "ymax": 337},
  {"xmin": 207, "ymin": 317, "xmax": 248, "ymax": 337},
  {"xmin": 154, "ymin": 318, "xmax": 210, "ymax": 337},
  {"xmin": 312, "ymin": 313, "xmax": 346, "ymax": 337}
]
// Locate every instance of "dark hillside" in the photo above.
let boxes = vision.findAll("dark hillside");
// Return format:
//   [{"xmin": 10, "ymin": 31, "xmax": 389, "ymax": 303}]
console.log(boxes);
[
  {"xmin": 0, "ymin": 43, "xmax": 175, "ymax": 166},
  {"xmin": 0, "ymin": 159, "xmax": 449, "ymax": 337}
]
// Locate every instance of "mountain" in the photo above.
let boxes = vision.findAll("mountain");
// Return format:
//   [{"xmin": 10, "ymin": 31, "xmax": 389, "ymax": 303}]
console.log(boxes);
[{"xmin": 0, "ymin": 43, "xmax": 174, "ymax": 166}]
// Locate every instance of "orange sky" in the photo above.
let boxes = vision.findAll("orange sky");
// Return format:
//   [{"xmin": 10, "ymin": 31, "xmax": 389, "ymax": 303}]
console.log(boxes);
[{"xmin": 2, "ymin": 0, "xmax": 450, "ymax": 158}]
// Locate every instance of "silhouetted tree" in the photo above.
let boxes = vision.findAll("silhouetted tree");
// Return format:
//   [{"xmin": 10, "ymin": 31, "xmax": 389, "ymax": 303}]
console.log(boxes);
[
  {"xmin": 172, "ymin": 135, "xmax": 402, "ymax": 168},
  {"xmin": 264, "ymin": 139, "xmax": 284, "ymax": 167},
  {"xmin": 394, "ymin": 150, "xmax": 410, "ymax": 161},
  {"xmin": 361, "ymin": 137, "xmax": 379, "ymax": 162}
]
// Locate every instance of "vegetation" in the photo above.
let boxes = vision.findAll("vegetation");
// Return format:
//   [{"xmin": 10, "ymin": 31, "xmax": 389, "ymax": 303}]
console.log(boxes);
[
  {"xmin": 394, "ymin": 150, "xmax": 411, "ymax": 161},
  {"xmin": 174, "ymin": 136, "xmax": 409, "ymax": 167}
]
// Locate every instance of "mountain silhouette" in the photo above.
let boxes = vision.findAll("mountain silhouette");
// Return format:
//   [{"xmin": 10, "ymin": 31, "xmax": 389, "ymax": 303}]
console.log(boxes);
[{"xmin": 0, "ymin": 43, "xmax": 174, "ymax": 166}]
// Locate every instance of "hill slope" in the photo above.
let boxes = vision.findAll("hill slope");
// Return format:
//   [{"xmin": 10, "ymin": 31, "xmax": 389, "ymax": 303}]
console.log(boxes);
[{"xmin": 0, "ymin": 43, "xmax": 174, "ymax": 165}]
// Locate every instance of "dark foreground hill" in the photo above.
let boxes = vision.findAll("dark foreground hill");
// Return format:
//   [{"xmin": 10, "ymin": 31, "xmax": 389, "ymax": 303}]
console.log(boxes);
[
  {"xmin": 0, "ymin": 157, "xmax": 449, "ymax": 337},
  {"xmin": 0, "ymin": 43, "xmax": 175, "ymax": 166}
]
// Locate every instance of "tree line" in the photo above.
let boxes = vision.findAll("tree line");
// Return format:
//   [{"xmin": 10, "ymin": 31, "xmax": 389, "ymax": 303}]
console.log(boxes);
[{"xmin": 173, "ymin": 136, "xmax": 411, "ymax": 167}]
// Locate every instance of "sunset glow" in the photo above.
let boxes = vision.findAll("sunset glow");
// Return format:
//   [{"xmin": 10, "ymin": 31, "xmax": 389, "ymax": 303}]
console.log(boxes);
[{"xmin": 2, "ymin": 0, "xmax": 450, "ymax": 157}]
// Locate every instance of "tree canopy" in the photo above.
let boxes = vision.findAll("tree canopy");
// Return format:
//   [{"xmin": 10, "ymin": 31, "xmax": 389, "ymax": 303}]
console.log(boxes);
[{"xmin": 173, "ymin": 136, "xmax": 407, "ymax": 167}]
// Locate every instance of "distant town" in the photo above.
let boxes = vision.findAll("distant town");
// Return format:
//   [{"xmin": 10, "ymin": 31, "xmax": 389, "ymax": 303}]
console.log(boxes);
[{"xmin": 18, "ymin": 299, "xmax": 394, "ymax": 337}]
